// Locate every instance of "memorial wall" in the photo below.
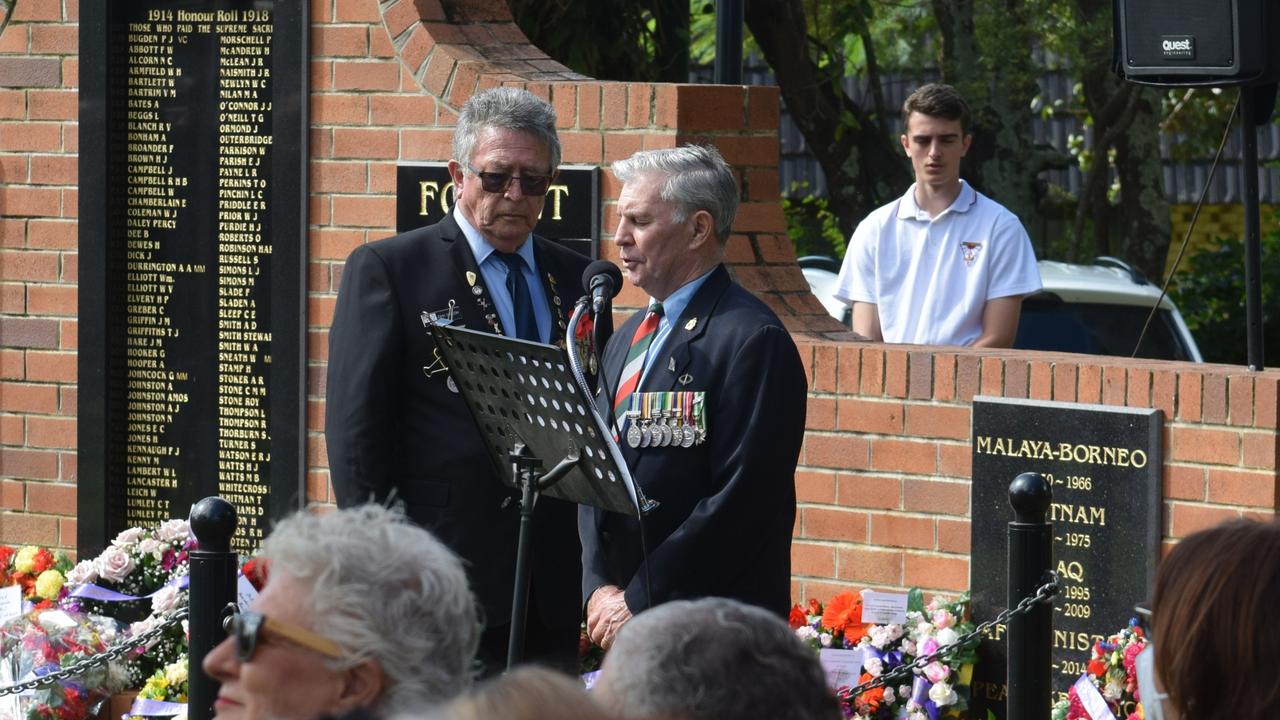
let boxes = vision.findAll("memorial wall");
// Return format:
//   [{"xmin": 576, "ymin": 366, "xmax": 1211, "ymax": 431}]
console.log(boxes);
[{"xmin": 75, "ymin": 1, "xmax": 307, "ymax": 555}]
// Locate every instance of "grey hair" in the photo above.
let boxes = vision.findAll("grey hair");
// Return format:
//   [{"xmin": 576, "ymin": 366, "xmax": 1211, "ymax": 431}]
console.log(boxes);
[
  {"xmin": 262, "ymin": 503, "xmax": 480, "ymax": 715},
  {"xmin": 611, "ymin": 144, "xmax": 740, "ymax": 244},
  {"xmin": 595, "ymin": 598, "xmax": 839, "ymax": 720},
  {"xmin": 452, "ymin": 87, "xmax": 561, "ymax": 171}
]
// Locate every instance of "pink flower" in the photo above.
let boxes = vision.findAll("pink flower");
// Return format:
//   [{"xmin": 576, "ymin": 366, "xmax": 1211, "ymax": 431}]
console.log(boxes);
[
  {"xmin": 155, "ymin": 519, "xmax": 190, "ymax": 543},
  {"xmin": 923, "ymin": 661, "xmax": 950, "ymax": 684},
  {"xmin": 919, "ymin": 637, "xmax": 940, "ymax": 656},
  {"xmin": 95, "ymin": 546, "xmax": 135, "ymax": 583},
  {"xmin": 931, "ymin": 610, "xmax": 954, "ymax": 629}
]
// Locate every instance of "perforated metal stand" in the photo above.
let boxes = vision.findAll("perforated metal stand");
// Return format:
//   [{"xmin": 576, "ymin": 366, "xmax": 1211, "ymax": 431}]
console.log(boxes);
[{"xmin": 427, "ymin": 322, "xmax": 650, "ymax": 667}]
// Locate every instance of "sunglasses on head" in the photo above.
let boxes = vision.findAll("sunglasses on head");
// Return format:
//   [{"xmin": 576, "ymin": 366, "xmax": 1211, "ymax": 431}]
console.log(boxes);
[
  {"xmin": 222, "ymin": 603, "xmax": 344, "ymax": 663},
  {"xmin": 465, "ymin": 163, "xmax": 553, "ymax": 196}
]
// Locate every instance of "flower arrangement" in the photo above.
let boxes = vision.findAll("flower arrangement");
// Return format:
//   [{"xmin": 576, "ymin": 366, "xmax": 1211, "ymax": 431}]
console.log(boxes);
[
  {"xmin": 1051, "ymin": 619, "xmax": 1147, "ymax": 720},
  {"xmin": 0, "ymin": 608, "xmax": 127, "ymax": 720},
  {"xmin": 138, "ymin": 657, "xmax": 188, "ymax": 703},
  {"xmin": 791, "ymin": 590, "xmax": 977, "ymax": 720},
  {"xmin": 128, "ymin": 656, "xmax": 189, "ymax": 720},
  {"xmin": 0, "ymin": 546, "xmax": 73, "ymax": 609},
  {"xmin": 62, "ymin": 520, "xmax": 194, "ymax": 688}
]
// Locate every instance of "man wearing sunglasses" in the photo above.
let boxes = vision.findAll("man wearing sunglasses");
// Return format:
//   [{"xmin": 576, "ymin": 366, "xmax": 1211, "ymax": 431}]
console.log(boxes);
[
  {"xmin": 203, "ymin": 504, "xmax": 479, "ymax": 720},
  {"xmin": 326, "ymin": 88, "xmax": 590, "ymax": 675}
]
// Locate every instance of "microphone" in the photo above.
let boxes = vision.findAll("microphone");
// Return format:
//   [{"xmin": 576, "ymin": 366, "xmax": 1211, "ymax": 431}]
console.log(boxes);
[{"xmin": 583, "ymin": 260, "xmax": 623, "ymax": 315}]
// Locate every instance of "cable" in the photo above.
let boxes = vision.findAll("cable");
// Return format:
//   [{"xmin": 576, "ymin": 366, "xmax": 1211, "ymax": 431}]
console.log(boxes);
[{"xmin": 1132, "ymin": 91, "xmax": 1241, "ymax": 358}]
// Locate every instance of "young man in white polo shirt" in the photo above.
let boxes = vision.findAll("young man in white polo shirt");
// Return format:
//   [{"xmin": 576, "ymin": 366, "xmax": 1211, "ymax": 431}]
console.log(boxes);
[{"xmin": 834, "ymin": 83, "xmax": 1041, "ymax": 347}]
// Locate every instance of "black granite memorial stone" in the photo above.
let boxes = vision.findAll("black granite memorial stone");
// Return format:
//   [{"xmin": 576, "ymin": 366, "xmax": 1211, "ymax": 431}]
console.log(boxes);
[
  {"xmin": 77, "ymin": 0, "xmax": 308, "ymax": 556},
  {"xmin": 969, "ymin": 396, "xmax": 1161, "ymax": 719},
  {"xmin": 395, "ymin": 163, "xmax": 601, "ymax": 259}
]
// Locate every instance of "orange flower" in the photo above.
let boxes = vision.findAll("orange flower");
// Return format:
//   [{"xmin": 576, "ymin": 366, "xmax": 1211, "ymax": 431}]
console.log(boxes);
[
  {"xmin": 32, "ymin": 548, "xmax": 54, "ymax": 573},
  {"xmin": 821, "ymin": 592, "xmax": 862, "ymax": 631},
  {"xmin": 853, "ymin": 672, "xmax": 885, "ymax": 713},
  {"xmin": 788, "ymin": 604, "xmax": 807, "ymax": 629}
]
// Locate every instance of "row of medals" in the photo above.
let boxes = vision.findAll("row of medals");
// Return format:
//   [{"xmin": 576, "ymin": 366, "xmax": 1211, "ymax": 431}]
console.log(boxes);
[{"xmin": 624, "ymin": 411, "xmax": 702, "ymax": 449}]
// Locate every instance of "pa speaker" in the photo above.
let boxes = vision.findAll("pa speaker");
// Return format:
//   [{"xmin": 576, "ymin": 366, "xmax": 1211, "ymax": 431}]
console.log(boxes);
[{"xmin": 1114, "ymin": 0, "xmax": 1280, "ymax": 86}]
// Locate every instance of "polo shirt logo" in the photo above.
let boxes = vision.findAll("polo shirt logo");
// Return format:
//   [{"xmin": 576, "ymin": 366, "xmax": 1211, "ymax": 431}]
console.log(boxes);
[{"xmin": 960, "ymin": 241, "xmax": 983, "ymax": 266}]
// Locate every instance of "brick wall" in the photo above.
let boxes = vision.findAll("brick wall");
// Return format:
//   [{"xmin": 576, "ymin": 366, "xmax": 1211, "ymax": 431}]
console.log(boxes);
[
  {"xmin": 1, "ymin": 0, "xmax": 1276, "ymax": 607},
  {"xmin": 0, "ymin": 0, "xmax": 81, "ymax": 549},
  {"xmin": 791, "ymin": 344, "xmax": 1280, "ymax": 601}
]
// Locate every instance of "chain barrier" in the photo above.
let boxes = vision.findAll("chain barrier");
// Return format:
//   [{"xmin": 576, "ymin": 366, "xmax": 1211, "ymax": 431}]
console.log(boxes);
[
  {"xmin": 839, "ymin": 572, "xmax": 1060, "ymax": 700},
  {"xmin": 0, "ymin": 607, "xmax": 189, "ymax": 697}
]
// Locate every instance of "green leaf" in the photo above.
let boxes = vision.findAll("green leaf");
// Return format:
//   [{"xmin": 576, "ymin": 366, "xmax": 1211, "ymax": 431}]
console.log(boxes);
[{"xmin": 907, "ymin": 587, "xmax": 925, "ymax": 613}]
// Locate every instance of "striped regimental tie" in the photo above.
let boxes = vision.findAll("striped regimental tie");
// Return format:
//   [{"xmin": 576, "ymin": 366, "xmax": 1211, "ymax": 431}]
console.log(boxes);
[{"xmin": 612, "ymin": 302, "xmax": 664, "ymax": 429}]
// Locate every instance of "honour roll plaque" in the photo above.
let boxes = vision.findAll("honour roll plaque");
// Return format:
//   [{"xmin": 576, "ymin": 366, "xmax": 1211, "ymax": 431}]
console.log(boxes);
[{"xmin": 78, "ymin": 1, "xmax": 307, "ymax": 555}]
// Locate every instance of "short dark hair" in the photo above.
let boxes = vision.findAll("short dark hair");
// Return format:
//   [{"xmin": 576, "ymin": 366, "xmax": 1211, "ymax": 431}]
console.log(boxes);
[
  {"xmin": 1152, "ymin": 518, "xmax": 1280, "ymax": 718},
  {"xmin": 902, "ymin": 83, "xmax": 971, "ymax": 135}
]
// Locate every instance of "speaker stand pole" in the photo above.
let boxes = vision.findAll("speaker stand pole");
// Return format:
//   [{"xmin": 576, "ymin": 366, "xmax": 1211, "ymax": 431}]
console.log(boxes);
[{"xmin": 1241, "ymin": 85, "xmax": 1267, "ymax": 371}]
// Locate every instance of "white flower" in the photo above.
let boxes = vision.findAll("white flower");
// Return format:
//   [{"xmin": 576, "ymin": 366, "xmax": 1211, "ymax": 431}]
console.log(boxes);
[
  {"xmin": 129, "ymin": 607, "xmax": 159, "ymax": 635},
  {"xmin": 151, "ymin": 585, "xmax": 184, "ymax": 613},
  {"xmin": 138, "ymin": 538, "xmax": 163, "ymax": 559},
  {"xmin": 819, "ymin": 632, "xmax": 832, "ymax": 647},
  {"xmin": 112, "ymin": 527, "xmax": 146, "ymax": 547},
  {"xmin": 882, "ymin": 687, "xmax": 896, "ymax": 704},
  {"xmin": 863, "ymin": 657, "xmax": 883, "ymax": 676},
  {"xmin": 66, "ymin": 559, "xmax": 98, "ymax": 585},
  {"xmin": 164, "ymin": 660, "xmax": 187, "ymax": 686},
  {"xmin": 869, "ymin": 625, "xmax": 895, "ymax": 648},
  {"xmin": 796, "ymin": 625, "xmax": 818, "ymax": 641},
  {"xmin": 1104, "ymin": 675, "xmax": 1125, "ymax": 701},
  {"xmin": 928, "ymin": 680, "xmax": 958, "ymax": 706},
  {"xmin": 886, "ymin": 623, "xmax": 904, "ymax": 641},
  {"xmin": 936, "ymin": 627, "xmax": 959, "ymax": 647},
  {"xmin": 96, "ymin": 545, "xmax": 136, "ymax": 583},
  {"xmin": 901, "ymin": 638, "xmax": 917, "ymax": 655},
  {"xmin": 156, "ymin": 519, "xmax": 190, "ymax": 543}
]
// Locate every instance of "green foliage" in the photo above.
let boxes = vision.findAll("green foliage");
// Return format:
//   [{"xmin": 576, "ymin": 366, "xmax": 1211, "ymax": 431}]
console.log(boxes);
[
  {"xmin": 782, "ymin": 182, "xmax": 846, "ymax": 259},
  {"xmin": 509, "ymin": 0, "xmax": 688, "ymax": 82},
  {"xmin": 1168, "ymin": 219, "xmax": 1280, "ymax": 365}
]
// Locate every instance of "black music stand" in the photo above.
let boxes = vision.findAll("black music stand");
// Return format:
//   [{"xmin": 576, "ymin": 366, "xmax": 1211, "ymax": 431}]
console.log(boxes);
[{"xmin": 426, "ymin": 322, "xmax": 650, "ymax": 669}]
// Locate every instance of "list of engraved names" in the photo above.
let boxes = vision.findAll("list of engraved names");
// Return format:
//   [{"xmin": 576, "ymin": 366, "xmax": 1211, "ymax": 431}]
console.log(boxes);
[{"xmin": 113, "ymin": 6, "xmax": 276, "ymax": 552}]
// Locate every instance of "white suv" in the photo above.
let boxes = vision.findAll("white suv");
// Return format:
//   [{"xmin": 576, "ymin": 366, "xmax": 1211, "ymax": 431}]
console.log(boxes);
[{"xmin": 800, "ymin": 256, "xmax": 1203, "ymax": 362}]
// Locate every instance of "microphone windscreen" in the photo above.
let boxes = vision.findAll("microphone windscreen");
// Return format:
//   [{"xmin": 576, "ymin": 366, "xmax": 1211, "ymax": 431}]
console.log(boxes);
[{"xmin": 582, "ymin": 260, "xmax": 623, "ymax": 298}]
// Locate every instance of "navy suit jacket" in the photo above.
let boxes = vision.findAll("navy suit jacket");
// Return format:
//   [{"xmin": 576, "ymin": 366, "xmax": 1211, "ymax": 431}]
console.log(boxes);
[
  {"xmin": 326, "ymin": 213, "xmax": 589, "ymax": 631},
  {"xmin": 580, "ymin": 264, "xmax": 807, "ymax": 617}
]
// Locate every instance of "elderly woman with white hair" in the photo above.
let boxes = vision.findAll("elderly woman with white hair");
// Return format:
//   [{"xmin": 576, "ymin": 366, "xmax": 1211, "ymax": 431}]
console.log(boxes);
[{"xmin": 202, "ymin": 503, "xmax": 480, "ymax": 720}]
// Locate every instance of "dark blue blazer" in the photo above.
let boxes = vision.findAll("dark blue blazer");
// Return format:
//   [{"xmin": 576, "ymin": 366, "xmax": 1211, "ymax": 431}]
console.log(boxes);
[
  {"xmin": 326, "ymin": 213, "xmax": 589, "ymax": 631},
  {"xmin": 580, "ymin": 264, "xmax": 807, "ymax": 617}
]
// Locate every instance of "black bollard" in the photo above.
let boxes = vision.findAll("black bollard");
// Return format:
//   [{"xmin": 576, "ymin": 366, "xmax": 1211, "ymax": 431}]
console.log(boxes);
[
  {"xmin": 1007, "ymin": 472, "xmax": 1053, "ymax": 720},
  {"xmin": 188, "ymin": 497, "xmax": 239, "ymax": 720}
]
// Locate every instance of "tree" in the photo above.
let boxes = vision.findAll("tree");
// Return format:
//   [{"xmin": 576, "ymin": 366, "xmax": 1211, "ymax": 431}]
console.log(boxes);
[{"xmin": 508, "ymin": 0, "xmax": 689, "ymax": 83}]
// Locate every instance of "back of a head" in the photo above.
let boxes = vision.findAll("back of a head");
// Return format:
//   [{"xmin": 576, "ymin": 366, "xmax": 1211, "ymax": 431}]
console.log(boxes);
[
  {"xmin": 901, "ymin": 82, "xmax": 970, "ymax": 135},
  {"xmin": 595, "ymin": 598, "xmax": 839, "ymax": 720},
  {"xmin": 264, "ymin": 504, "xmax": 481, "ymax": 714},
  {"xmin": 1152, "ymin": 518, "xmax": 1280, "ymax": 718},
  {"xmin": 435, "ymin": 666, "xmax": 615, "ymax": 720}
]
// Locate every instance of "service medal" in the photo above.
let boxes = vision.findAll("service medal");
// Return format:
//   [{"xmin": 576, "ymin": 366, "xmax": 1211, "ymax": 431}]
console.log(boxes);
[
  {"xmin": 681, "ymin": 424, "xmax": 696, "ymax": 448},
  {"xmin": 626, "ymin": 424, "xmax": 642, "ymax": 448}
]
